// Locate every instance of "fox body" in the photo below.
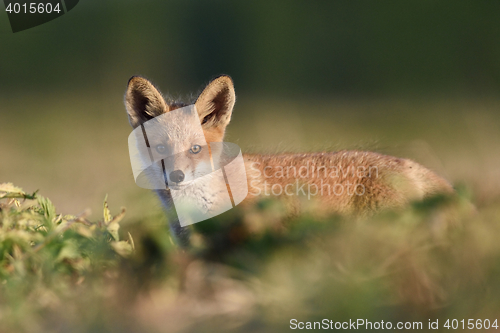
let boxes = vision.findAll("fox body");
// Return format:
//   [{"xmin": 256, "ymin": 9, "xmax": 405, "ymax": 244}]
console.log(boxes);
[{"xmin": 125, "ymin": 75, "xmax": 453, "ymax": 246}]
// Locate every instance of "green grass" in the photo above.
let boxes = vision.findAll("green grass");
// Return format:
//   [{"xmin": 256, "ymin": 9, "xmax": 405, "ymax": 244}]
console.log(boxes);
[
  {"xmin": 0, "ymin": 183, "xmax": 134, "ymax": 333},
  {"xmin": 1, "ymin": 93, "xmax": 500, "ymax": 332}
]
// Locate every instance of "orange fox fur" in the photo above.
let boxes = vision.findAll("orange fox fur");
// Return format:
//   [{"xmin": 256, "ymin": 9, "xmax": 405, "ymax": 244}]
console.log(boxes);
[
  {"xmin": 244, "ymin": 151, "xmax": 453, "ymax": 215},
  {"xmin": 125, "ymin": 75, "xmax": 453, "ymax": 244}
]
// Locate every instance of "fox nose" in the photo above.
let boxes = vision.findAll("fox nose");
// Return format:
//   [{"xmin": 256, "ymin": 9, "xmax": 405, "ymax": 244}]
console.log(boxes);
[{"xmin": 169, "ymin": 170, "xmax": 185, "ymax": 183}]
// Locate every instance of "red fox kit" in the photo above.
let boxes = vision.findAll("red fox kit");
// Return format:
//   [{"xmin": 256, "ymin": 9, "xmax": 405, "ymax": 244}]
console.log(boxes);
[{"xmin": 125, "ymin": 75, "xmax": 453, "ymax": 246}]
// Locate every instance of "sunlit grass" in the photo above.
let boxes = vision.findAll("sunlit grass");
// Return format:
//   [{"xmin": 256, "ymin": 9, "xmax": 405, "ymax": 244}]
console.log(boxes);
[{"xmin": 1, "ymin": 93, "xmax": 500, "ymax": 332}]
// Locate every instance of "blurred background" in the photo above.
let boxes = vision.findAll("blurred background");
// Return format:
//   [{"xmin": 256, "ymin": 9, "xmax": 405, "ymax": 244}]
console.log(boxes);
[
  {"xmin": 2, "ymin": 1, "xmax": 500, "ymax": 332},
  {"xmin": 1, "ymin": 0, "xmax": 500, "ymax": 218}
]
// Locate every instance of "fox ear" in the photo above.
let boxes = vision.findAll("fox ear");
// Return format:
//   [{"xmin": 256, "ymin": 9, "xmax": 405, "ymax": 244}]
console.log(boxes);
[
  {"xmin": 195, "ymin": 75, "xmax": 236, "ymax": 131},
  {"xmin": 125, "ymin": 76, "xmax": 168, "ymax": 128}
]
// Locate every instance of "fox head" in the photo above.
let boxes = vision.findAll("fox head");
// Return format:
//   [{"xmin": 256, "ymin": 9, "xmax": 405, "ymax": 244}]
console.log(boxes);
[{"xmin": 125, "ymin": 75, "xmax": 236, "ymax": 188}]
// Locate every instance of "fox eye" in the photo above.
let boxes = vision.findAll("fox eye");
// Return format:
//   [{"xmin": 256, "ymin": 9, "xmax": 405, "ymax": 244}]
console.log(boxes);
[
  {"xmin": 156, "ymin": 144, "xmax": 166, "ymax": 154},
  {"xmin": 190, "ymin": 145, "xmax": 202, "ymax": 154}
]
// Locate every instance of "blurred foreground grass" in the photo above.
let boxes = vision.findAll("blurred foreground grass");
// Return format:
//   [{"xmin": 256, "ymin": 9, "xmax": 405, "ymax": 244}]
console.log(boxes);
[{"xmin": 1, "ymin": 181, "xmax": 500, "ymax": 333}]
